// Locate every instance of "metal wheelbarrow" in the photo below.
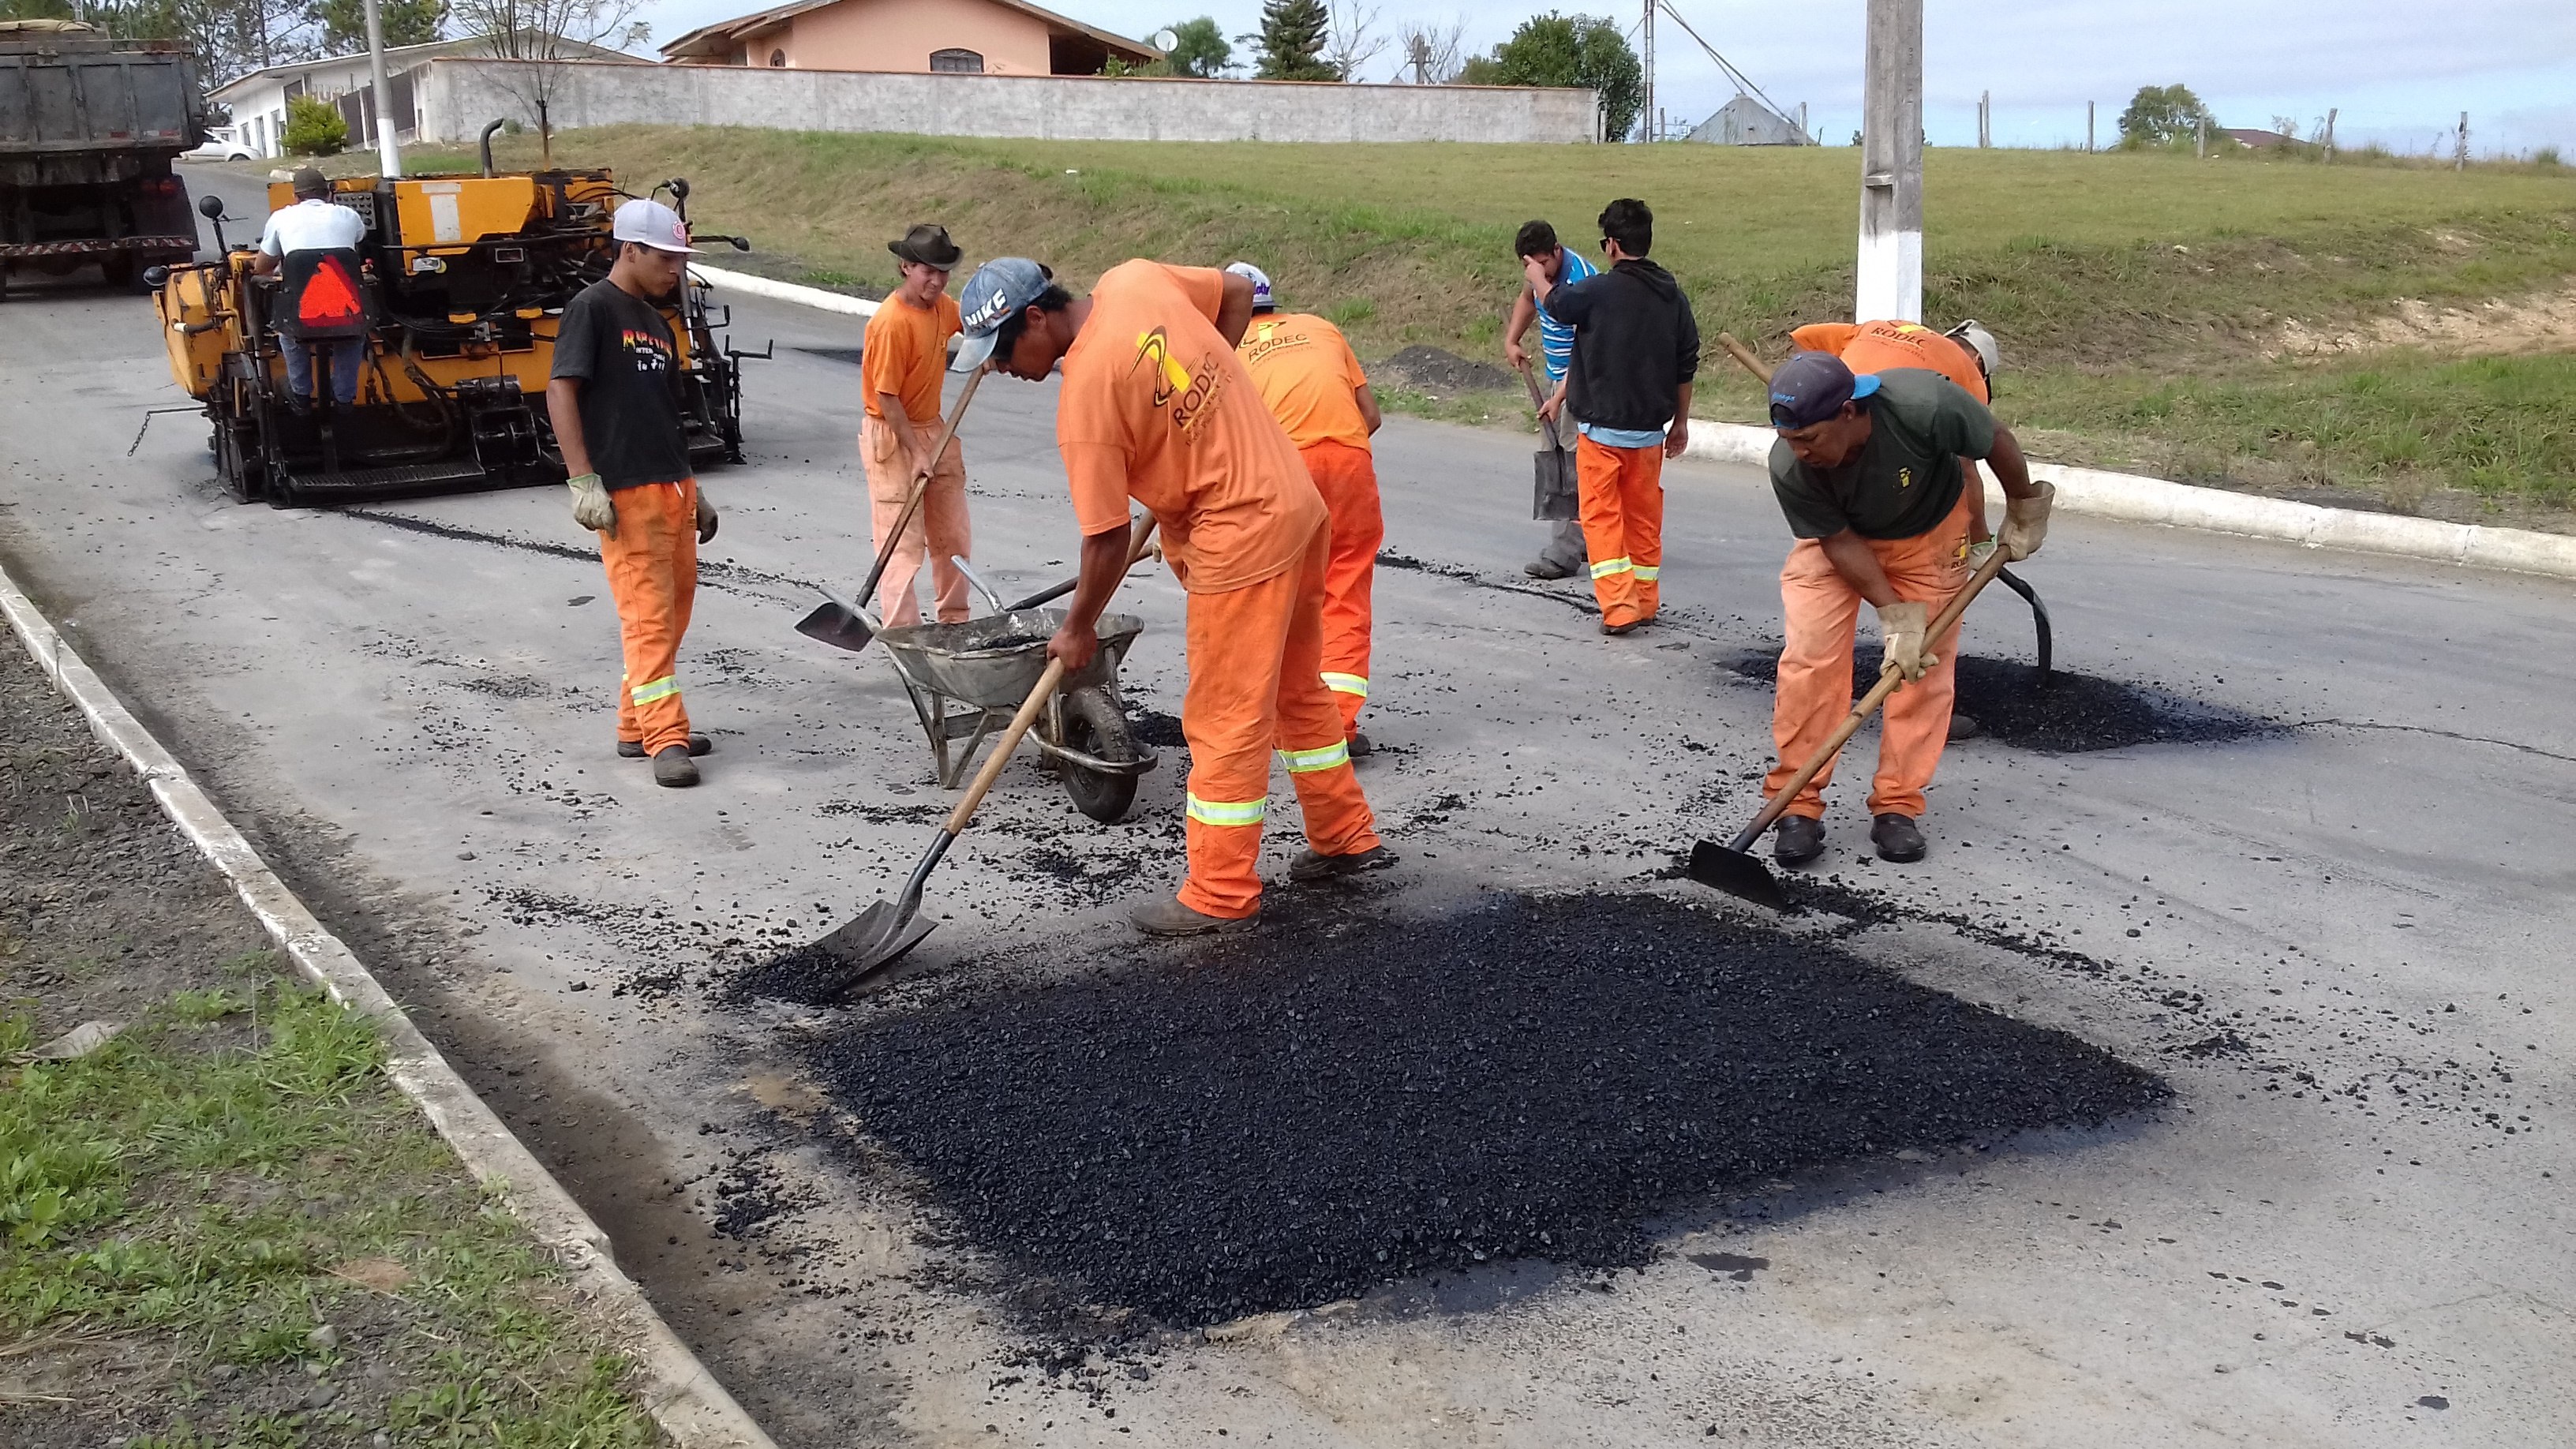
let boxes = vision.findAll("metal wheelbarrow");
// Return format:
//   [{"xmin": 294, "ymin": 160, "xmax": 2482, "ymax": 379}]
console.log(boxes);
[{"xmin": 875, "ymin": 599, "xmax": 1159, "ymax": 824}]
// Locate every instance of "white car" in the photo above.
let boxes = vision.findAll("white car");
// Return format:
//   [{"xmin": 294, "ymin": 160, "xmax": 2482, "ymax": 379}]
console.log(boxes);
[{"xmin": 182, "ymin": 125, "xmax": 255, "ymax": 162}]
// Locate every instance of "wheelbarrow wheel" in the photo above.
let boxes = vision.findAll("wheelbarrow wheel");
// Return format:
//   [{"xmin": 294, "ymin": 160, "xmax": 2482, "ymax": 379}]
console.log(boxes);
[{"xmin": 1059, "ymin": 686, "xmax": 1142, "ymax": 824}]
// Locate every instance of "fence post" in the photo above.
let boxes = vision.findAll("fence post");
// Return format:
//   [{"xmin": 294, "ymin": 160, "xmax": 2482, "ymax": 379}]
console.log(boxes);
[
  {"xmin": 2196, "ymin": 117, "xmax": 2207, "ymax": 159},
  {"xmin": 2324, "ymin": 107, "xmax": 2337, "ymax": 162},
  {"xmin": 2087, "ymin": 99, "xmax": 2095, "ymax": 153},
  {"xmin": 2456, "ymin": 112, "xmax": 2469, "ymax": 170}
]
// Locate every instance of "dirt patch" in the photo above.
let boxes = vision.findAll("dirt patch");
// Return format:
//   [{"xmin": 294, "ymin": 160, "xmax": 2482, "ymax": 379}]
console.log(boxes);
[
  {"xmin": 2263, "ymin": 283, "xmax": 2576, "ymax": 359},
  {"xmin": 1723, "ymin": 647, "xmax": 2277, "ymax": 754},
  {"xmin": 807, "ymin": 891, "xmax": 2167, "ymax": 1331},
  {"xmin": 1374, "ymin": 346, "xmax": 1516, "ymax": 398}
]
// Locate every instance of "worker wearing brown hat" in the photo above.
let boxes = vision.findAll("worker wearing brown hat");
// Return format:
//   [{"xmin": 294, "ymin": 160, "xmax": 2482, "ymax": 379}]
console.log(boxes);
[{"xmin": 860, "ymin": 223, "xmax": 972, "ymax": 626}]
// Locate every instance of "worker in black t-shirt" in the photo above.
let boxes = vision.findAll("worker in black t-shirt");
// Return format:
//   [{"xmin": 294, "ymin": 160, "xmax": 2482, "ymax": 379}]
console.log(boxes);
[{"xmin": 546, "ymin": 198, "xmax": 720, "ymax": 788}]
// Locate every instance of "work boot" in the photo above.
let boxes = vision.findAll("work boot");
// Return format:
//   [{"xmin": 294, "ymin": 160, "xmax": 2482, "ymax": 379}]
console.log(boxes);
[
  {"xmin": 1870, "ymin": 812, "xmax": 1927, "ymax": 863},
  {"xmin": 1524, "ymin": 558, "xmax": 1575, "ymax": 580},
  {"xmin": 1773, "ymin": 814, "xmax": 1825, "ymax": 866},
  {"xmin": 1947, "ymin": 713, "xmax": 1983, "ymax": 741},
  {"xmin": 1346, "ymin": 732, "xmax": 1374, "ymax": 760},
  {"xmin": 1289, "ymin": 844, "xmax": 1396, "ymax": 883},
  {"xmin": 1600, "ymin": 617, "xmax": 1643, "ymax": 637},
  {"xmin": 620, "ymin": 733, "xmax": 711, "ymax": 759},
  {"xmin": 652, "ymin": 745, "xmax": 701, "ymax": 788},
  {"xmin": 1131, "ymin": 897, "xmax": 1254, "ymax": 937}
]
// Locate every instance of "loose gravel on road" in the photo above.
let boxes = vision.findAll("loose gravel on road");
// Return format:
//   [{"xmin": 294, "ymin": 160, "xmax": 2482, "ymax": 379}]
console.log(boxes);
[{"xmin": 808, "ymin": 891, "xmax": 2168, "ymax": 1329}]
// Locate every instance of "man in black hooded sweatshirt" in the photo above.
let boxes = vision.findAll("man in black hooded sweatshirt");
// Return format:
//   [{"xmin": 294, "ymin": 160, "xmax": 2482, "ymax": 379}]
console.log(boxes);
[{"xmin": 1527, "ymin": 198, "xmax": 1700, "ymax": 635}]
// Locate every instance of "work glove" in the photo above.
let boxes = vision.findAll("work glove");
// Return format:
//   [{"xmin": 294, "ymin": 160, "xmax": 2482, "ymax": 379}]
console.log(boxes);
[
  {"xmin": 1874, "ymin": 599, "xmax": 1934, "ymax": 683},
  {"xmin": 2001, "ymin": 480, "xmax": 2055, "ymax": 561},
  {"xmin": 695, "ymin": 487, "xmax": 719, "ymax": 544},
  {"xmin": 567, "ymin": 473, "xmax": 616, "ymax": 537}
]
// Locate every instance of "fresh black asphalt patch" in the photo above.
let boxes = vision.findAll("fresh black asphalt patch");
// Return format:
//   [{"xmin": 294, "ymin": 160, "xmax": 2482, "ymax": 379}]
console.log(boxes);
[
  {"xmin": 1724, "ymin": 646, "xmax": 2275, "ymax": 753},
  {"xmin": 806, "ymin": 891, "xmax": 2166, "ymax": 1329}
]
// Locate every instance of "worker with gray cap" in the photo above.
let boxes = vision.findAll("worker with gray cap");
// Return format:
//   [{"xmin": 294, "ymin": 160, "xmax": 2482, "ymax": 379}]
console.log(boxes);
[
  {"xmin": 546, "ymin": 197, "xmax": 721, "ymax": 788},
  {"xmin": 1761, "ymin": 351, "xmax": 2053, "ymax": 867},
  {"xmin": 249, "ymin": 167, "xmax": 369, "ymax": 411}
]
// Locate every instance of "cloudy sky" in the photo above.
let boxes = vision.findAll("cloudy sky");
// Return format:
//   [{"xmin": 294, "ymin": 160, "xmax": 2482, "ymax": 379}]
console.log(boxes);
[{"xmin": 620, "ymin": 0, "xmax": 2576, "ymax": 154}]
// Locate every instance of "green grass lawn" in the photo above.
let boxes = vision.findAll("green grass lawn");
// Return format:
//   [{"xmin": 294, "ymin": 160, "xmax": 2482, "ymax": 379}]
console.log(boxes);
[{"xmin": 409, "ymin": 127, "xmax": 2576, "ymax": 513}]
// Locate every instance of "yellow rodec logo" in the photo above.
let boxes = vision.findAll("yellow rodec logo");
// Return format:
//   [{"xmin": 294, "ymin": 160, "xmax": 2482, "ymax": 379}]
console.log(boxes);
[
  {"xmin": 1897, "ymin": 466, "xmax": 1914, "ymax": 489},
  {"xmin": 1133, "ymin": 328, "xmax": 1221, "ymax": 434}
]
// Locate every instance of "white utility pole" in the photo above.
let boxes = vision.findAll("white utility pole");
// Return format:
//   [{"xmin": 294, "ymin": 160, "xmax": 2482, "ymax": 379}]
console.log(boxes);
[
  {"xmin": 1856, "ymin": 0, "xmax": 1923, "ymax": 321},
  {"xmin": 2087, "ymin": 100, "xmax": 2095, "ymax": 153},
  {"xmin": 363, "ymin": 0, "xmax": 402, "ymax": 178},
  {"xmin": 1639, "ymin": 0, "xmax": 1655, "ymax": 142},
  {"xmin": 2455, "ymin": 112, "xmax": 2469, "ymax": 170}
]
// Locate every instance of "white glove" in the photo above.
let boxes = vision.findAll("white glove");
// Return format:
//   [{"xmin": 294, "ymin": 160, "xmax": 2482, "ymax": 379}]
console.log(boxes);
[
  {"xmin": 695, "ymin": 487, "xmax": 718, "ymax": 544},
  {"xmin": 568, "ymin": 473, "xmax": 616, "ymax": 536},
  {"xmin": 2001, "ymin": 479, "xmax": 2054, "ymax": 561},
  {"xmin": 1874, "ymin": 599, "xmax": 1934, "ymax": 682}
]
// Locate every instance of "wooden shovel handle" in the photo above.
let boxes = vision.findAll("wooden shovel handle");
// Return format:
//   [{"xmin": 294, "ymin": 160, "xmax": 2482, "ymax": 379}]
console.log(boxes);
[
  {"xmin": 1733, "ymin": 543, "xmax": 2012, "ymax": 851},
  {"xmin": 856, "ymin": 366, "xmax": 985, "ymax": 604},
  {"xmin": 942, "ymin": 656, "xmax": 1065, "ymax": 836},
  {"xmin": 1515, "ymin": 358, "xmax": 1563, "ymax": 451},
  {"xmin": 1717, "ymin": 331, "xmax": 1773, "ymax": 385}
]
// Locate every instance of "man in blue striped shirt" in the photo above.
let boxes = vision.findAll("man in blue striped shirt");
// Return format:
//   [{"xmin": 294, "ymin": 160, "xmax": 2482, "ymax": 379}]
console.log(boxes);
[{"xmin": 1503, "ymin": 220, "xmax": 1599, "ymax": 579}]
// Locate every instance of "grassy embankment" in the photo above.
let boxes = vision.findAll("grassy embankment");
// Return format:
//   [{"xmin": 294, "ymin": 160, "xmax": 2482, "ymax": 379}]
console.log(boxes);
[
  {"xmin": 424, "ymin": 127, "xmax": 2576, "ymax": 519},
  {"xmin": 1, "ymin": 963, "xmax": 659, "ymax": 1444}
]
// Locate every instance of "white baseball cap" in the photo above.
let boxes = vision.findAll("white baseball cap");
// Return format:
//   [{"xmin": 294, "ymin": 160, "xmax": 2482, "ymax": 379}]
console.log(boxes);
[
  {"xmin": 1224, "ymin": 260, "xmax": 1275, "ymax": 313},
  {"xmin": 612, "ymin": 198, "xmax": 701, "ymax": 255}
]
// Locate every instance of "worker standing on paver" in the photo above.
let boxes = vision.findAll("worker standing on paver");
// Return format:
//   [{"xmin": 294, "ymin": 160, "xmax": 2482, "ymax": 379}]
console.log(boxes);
[
  {"xmin": 1223, "ymin": 260, "xmax": 1386, "ymax": 758},
  {"xmin": 950, "ymin": 256, "xmax": 1389, "ymax": 936},
  {"xmin": 249, "ymin": 167, "xmax": 368, "ymax": 414},
  {"xmin": 1526, "ymin": 199, "xmax": 1700, "ymax": 635},
  {"xmin": 1501, "ymin": 219, "xmax": 1598, "ymax": 580},
  {"xmin": 546, "ymin": 198, "xmax": 718, "ymax": 789},
  {"xmin": 1762, "ymin": 352, "xmax": 2054, "ymax": 863},
  {"xmin": 861, "ymin": 224, "xmax": 972, "ymax": 627}
]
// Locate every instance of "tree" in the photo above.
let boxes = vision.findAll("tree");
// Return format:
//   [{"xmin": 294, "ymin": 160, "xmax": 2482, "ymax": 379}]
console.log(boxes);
[
  {"xmin": 1159, "ymin": 15, "xmax": 1230, "ymax": 77},
  {"xmin": 1253, "ymin": 0, "xmax": 1332, "ymax": 82},
  {"xmin": 448, "ymin": 0, "xmax": 646, "ymax": 164},
  {"xmin": 1395, "ymin": 16, "xmax": 1465, "ymax": 84},
  {"xmin": 1470, "ymin": 13, "xmax": 1641, "ymax": 142},
  {"xmin": 2116, "ymin": 84, "xmax": 2216, "ymax": 148},
  {"xmin": 282, "ymin": 91, "xmax": 346, "ymax": 152},
  {"xmin": 312, "ymin": 0, "xmax": 445, "ymax": 52},
  {"xmin": 1323, "ymin": 0, "xmax": 1383, "ymax": 81}
]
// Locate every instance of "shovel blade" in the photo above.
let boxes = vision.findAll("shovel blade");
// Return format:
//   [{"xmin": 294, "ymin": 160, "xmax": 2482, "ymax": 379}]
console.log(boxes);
[
  {"xmin": 1685, "ymin": 840, "xmax": 1794, "ymax": 913},
  {"xmin": 796, "ymin": 597, "xmax": 878, "ymax": 653},
  {"xmin": 809, "ymin": 900, "xmax": 938, "ymax": 993}
]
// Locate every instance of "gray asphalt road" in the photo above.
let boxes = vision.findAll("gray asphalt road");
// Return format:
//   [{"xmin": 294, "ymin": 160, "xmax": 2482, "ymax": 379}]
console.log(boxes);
[{"xmin": 1, "ymin": 161, "xmax": 2568, "ymax": 1447}]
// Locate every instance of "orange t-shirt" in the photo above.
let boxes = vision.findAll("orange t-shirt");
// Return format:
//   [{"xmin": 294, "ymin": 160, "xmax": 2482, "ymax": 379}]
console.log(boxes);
[
  {"xmin": 1235, "ymin": 312, "xmax": 1372, "ymax": 452},
  {"xmin": 861, "ymin": 290, "xmax": 962, "ymax": 421},
  {"xmin": 1058, "ymin": 261, "xmax": 1327, "ymax": 594},
  {"xmin": 1791, "ymin": 319, "xmax": 1988, "ymax": 403}
]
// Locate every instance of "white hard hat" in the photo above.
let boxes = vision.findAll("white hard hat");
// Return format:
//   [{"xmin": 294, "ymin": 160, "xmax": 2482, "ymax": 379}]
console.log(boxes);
[
  {"xmin": 1946, "ymin": 318, "xmax": 1999, "ymax": 380},
  {"xmin": 1224, "ymin": 260, "xmax": 1275, "ymax": 313}
]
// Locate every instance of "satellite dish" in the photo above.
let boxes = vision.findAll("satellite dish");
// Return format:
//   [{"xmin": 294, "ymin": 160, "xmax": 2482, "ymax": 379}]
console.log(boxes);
[{"xmin": 1153, "ymin": 28, "xmax": 1178, "ymax": 51}]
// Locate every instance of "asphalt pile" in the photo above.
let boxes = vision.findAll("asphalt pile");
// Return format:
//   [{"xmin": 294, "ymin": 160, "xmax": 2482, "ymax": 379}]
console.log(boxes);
[
  {"xmin": 811, "ymin": 892, "xmax": 2166, "ymax": 1328},
  {"xmin": 1727, "ymin": 647, "xmax": 2273, "ymax": 753}
]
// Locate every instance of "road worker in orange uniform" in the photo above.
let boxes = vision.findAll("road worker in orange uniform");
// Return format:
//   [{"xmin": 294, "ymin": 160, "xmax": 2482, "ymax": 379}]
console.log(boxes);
[
  {"xmin": 1222, "ymin": 260, "xmax": 1385, "ymax": 756},
  {"xmin": 949, "ymin": 256, "xmax": 1390, "ymax": 937},
  {"xmin": 860, "ymin": 224, "xmax": 973, "ymax": 627}
]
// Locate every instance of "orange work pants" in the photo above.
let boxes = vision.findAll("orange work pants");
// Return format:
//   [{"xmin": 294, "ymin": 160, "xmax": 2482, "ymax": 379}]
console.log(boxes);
[
  {"xmin": 1574, "ymin": 435, "xmax": 1665, "ymax": 627},
  {"xmin": 600, "ymin": 478, "xmax": 698, "ymax": 757},
  {"xmin": 1300, "ymin": 438, "xmax": 1383, "ymax": 739},
  {"xmin": 1765, "ymin": 487, "xmax": 1975, "ymax": 820},
  {"xmin": 862, "ymin": 414, "xmax": 972, "ymax": 627},
  {"xmin": 1178, "ymin": 525, "xmax": 1383, "ymax": 919}
]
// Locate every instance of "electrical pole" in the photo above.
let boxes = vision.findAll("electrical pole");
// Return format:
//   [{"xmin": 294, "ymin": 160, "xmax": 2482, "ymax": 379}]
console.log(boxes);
[
  {"xmin": 1856, "ymin": 0, "xmax": 1923, "ymax": 322},
  {"xmin": 2324, "ymin": 107, "xmax": 2337, "ymax": 163},
  {"xmin": 363, "ymin": 0, "xmax": 402, "ymax": 177},
  {"xmin": 1978, "ymin": 90, "xmax": 1990, "ymax": 148},
  {"xmin": 2455, "ymin": 112, "xmax": 2469, "ymax": 170},
  {"xmin": 1640, "ymin": 0, "xmax": 1654, "ymax": 142},
  {"xmin": 2087, "ymin": 100, "xmax": 2095, "ymax": 153}
]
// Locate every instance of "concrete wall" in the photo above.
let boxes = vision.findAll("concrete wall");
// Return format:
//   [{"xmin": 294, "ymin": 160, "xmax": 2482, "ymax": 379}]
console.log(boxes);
[{"xmin": 416, "ymin": 58, "xmax": 1601, "ymax": 145}]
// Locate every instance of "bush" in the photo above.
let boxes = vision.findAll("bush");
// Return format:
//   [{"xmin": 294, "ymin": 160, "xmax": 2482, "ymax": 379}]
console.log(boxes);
[
  {"xmin": 2536, "ymin": 145, "xmax": 2563, "ymax": 168},
  {"xmin": 282, "ymin": 95, "xmax": 347, "ymax": 156}
]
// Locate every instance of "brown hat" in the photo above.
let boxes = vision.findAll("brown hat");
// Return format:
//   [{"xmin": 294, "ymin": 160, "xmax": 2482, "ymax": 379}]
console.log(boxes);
[
  {"xmin": 290, "ymin": 167, "xmax": 330, "ymax": 198},
  {"xmin": 889, "ymin": 223, "xmax": 963, "ymax": 270}
]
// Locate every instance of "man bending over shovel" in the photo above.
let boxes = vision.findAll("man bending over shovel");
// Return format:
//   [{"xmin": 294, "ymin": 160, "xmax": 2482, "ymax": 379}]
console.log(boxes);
[
  {"xmin": 1762, "ymin": 352, "xmax": 2054, "ymax": 866},
  {"xmin": 948, "ymin": 256, "xmax": 1391, "ymax": 936}
]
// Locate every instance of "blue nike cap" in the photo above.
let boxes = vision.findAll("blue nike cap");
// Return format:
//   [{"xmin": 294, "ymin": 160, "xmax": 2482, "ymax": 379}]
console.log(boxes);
[
  {"xmin": 951, "ymin": 256, "xmax": 1054, "ymax": 373},
  {"xmin": 1769, "ymin": 350, "xmax": 1880, "ymax": 429}
]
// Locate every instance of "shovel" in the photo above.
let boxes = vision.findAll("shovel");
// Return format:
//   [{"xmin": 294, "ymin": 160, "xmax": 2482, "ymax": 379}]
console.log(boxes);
[
  {"xmin": 1516, "ymin": 359, "xmax": 1578, "ymax": 522},
  {"xmin": 1687, "ymin": 543, "xmax": 2013, "ymax": 912},
  {"xmin": 807, "ymin": 655, "xmax": 1069, "ymax": 992},
  {"xmin": 796, "ymin": 367, "xmax": 986, "ymax": 653},
  {"xmin": 1716, "ymin": 329, "xmax": 2052, "ymax": 680},
  {"xmin": 992, "ymin": 515, "xmax": 1162, "ymax": 612}
]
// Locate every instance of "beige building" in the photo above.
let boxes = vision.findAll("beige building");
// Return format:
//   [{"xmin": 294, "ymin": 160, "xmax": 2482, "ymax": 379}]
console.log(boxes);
[{"xmin": 661, "ymin": 0, "xmax": 1156, "ymax": 77}]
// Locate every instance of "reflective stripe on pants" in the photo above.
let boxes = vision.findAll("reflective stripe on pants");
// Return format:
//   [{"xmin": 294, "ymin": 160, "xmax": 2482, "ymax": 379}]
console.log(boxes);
[
  {"xmin": 1178, "ymin": 523, "xmax": 1382, "ymax": 919},
  {"xmin": 604, "ymin": 478, "xmax": 698, "ymax": 757},
  {"xmin": 1301, "ymin": 438, "xmax": 1381, "ymax": 739},
  {"xmin": 1575, "ymin": 435, "xmax": 1665, "ymax": 627}
]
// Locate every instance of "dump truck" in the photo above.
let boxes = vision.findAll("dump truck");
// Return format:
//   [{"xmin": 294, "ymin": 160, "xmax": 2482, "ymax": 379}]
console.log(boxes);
[
  {"xmin": 0, "ymin": 18, "xmax": 205, "ymax": 299},
  {"xmin": 150, "ymin": 155, "xmax": 755, "ymax": 506}
]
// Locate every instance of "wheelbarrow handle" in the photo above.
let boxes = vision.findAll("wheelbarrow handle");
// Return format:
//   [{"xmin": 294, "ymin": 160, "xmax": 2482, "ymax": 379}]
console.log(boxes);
[{"xmin": 1000, "ymin": 515, "xmax": 1161, "ymax": 611}]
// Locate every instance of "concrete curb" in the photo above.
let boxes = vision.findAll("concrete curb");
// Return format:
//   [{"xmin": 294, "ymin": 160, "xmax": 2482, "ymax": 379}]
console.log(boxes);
[
  {"xmin": 0, "ymin": 567, "xmax": 778, "ymax": 1449},
  {"xmin": 1683, "ymin": 420, "xmax": 2576, "ymax": 583},
  {"xmin": 694, "ymin": 261, "xmax": 878, "ymax": 320}
]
